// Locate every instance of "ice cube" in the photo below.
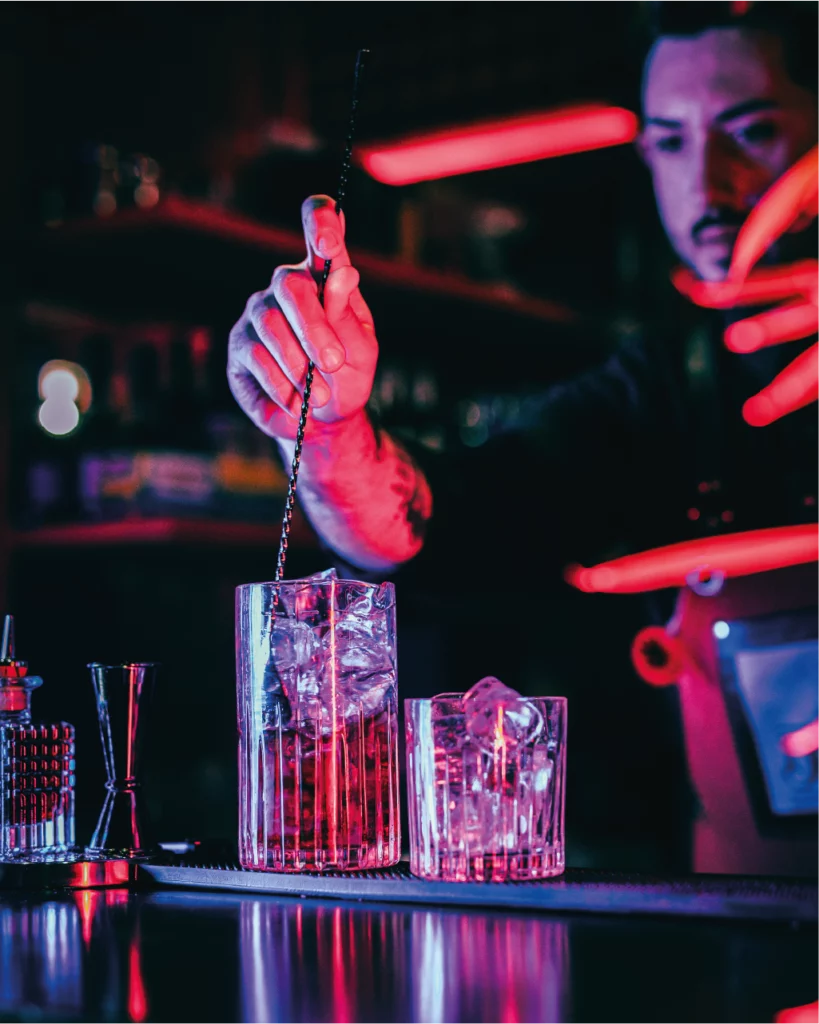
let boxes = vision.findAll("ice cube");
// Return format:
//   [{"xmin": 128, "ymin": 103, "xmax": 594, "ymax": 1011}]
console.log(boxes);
[
  {"xmin": 322, "ymin": 607, "xmax": 396, "ymax": 717},
  {"xmin": 308, "ymin": 568, "xmax": 339, "ymax": 582},
  {"xmin": 263, "ymin": 619, "xmax": 318, "ymax": 726},
  {"xmin": 265, "ymin": 572, "xmax": 397, "ymax": 732},
  {"xmin": 267, "ymin": 568, "xmax": 339, "ymax": 621},
  {"xmin": 532, "ymin": 745, "xmax": 554, "ymax": 793},
  {"xmin": 463, "ymin": 676, "xmax": 543, "ymax": 752},
  {"xmin": 431, "ymin": 693, "xmax": 466, "ymax": 753}
]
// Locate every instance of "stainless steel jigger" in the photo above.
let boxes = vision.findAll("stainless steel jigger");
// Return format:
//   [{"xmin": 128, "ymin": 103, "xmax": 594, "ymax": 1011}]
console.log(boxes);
[{"xmin": 85, "ymin": 662, "xmax": 158, "ymax": 861}]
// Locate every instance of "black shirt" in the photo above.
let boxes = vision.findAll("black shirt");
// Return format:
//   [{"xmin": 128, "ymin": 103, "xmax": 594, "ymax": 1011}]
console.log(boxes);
[
  {"xmin": 365, "ymin": 298, "xmax": 816, "ymax": 871},
  {"xmin": 401, "ymin": 307, "xmax": 817, "ymax": 595}
]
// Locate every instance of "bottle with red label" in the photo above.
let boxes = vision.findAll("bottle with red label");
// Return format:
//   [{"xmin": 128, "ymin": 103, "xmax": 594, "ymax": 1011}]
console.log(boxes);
[{"xmin": 0, "ymin": 615, "xmax": 76, "ymax": 862}]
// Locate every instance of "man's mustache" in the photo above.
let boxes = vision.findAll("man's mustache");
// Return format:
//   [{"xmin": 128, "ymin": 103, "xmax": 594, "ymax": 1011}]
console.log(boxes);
[{"xmin": 691, "ymin": 209, "xmax": 747, "ymax": 245}]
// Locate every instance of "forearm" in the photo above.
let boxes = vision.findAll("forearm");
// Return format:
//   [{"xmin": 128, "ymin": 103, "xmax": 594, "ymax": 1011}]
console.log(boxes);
[{"xmin": 278, "ymin": 411, "xmax": 432, "ymax": 572}]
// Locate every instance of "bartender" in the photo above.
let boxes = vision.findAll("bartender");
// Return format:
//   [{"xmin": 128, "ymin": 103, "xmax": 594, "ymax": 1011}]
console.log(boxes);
[{"xmin": 227, "ymin": 3, "xmax": 817, "ymax": 875}]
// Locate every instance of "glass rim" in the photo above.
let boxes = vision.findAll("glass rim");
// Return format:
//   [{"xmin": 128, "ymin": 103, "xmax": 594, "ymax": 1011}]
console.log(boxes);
[
  {"xmin": 405, "ymin": 694, "xmax": 567, "ymax": 706},
  {"xmin": 87, "ymin": 662, "xmax": 160, "ymax": 669},
  {"xmin": 236, "ymin": 578, "xmax": 395, "ymax": 594}
]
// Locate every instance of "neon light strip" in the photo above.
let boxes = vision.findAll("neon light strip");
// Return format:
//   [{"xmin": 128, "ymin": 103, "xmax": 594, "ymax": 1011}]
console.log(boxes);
[
  {"xmin": 566, "ymin": 524, "xmax": 818, "ymax": 594},
  {"xmin": 358, "ymin": 106, "xmax": 639, "ymax": 186}
]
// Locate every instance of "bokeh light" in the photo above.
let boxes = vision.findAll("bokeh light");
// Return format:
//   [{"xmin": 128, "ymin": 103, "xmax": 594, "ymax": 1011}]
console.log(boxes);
[
  {"xmin": 41, "ymin": 368, "xmax": 80, "ymax": 403},
  {"xmin": 38, "ymin": 397, "xmax": 80, "ymax": 436},
  {"xmin": 36, "ymin": 361, "xmax": 91, "ymax": 437}
]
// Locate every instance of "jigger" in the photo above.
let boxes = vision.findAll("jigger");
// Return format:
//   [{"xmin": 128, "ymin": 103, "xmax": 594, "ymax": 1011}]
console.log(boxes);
[{"xmin": 85, "ymin": 663, "xmax": 158, "ymax": 861}]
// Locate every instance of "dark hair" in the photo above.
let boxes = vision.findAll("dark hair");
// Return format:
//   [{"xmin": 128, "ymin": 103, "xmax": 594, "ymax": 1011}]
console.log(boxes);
[{"xmin": 648, "ymin": 2, "xmax": 818, "ymax": 93}]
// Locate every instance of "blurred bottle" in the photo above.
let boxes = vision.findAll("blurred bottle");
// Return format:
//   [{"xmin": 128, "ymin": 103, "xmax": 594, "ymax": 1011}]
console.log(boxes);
[
  {"xmin": 79, "ymin": 335, "xmax": 118, "ymax": 443},
  {"xmin": 21, "ymin": 406, "xmax": 64, "ymax": 527},
  {"xmin": 81, "ymin": 342, "xmax": 160, "ymax": 520},
  {"xmin": 118, "ymin": 153, "xmax": 162, "ymax": 212},
  {"xmin": 139, "ymin": 329, "xmax": 216, "ymax": 516},
  {"xmin": 410, "ymin": 366, "xmax": 444, "ymax": 452},
  {"xmin": 77, "ymin": 334, "xmax": 119, "ymax": 521},
  {"xmin": 370, "ymin": 359, "xmax": 446, "ymax": 451},
  {"xmin": 370, "ymin": 359, "xmax": 410, "ymax": 430},
  {"xmin": 207, "ymin": 322, "xmax": 289, "ymax": 521},
  {"xmin": 132, "ymin": 339, "xmax": 216, "ymax": 516},
  {"xmin": 90, "ymin": 144, "xmax": 120, "ymax": 219},
  {"xmin": 163, "ymin": 333, "xmax": 205, "ymax": 453}
]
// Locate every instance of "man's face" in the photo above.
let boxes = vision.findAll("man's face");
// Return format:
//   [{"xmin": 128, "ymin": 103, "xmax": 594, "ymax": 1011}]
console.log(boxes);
[{"xmin": 640, "ymin": 28, "xmax": 817, "ymax": 281}]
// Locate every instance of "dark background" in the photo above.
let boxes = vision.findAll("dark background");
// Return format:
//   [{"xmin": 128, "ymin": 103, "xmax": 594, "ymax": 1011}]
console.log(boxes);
[{"xmin": 0, "ymin": 3, "xmax": 695, "ymax": 869}]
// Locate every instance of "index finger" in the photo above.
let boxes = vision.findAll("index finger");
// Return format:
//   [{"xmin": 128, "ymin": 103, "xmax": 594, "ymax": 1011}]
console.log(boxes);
[
  {"xmin": 742, "ymin": 341, "xmax": 819, "ymax": 426},
  {"xmin": 674, "ymin": 262, "xmax": 818, "ymax": 308},
  {"xmin": 271, "ymin": 266, "xmax": 346, "ymax": 373},
  {"xmin": 301, "ymin": 195, "xmax": 352, "ymax": 277},
  {"xmin": 729, "ymin": 145, "xmax": 819, "ymax": 281}
]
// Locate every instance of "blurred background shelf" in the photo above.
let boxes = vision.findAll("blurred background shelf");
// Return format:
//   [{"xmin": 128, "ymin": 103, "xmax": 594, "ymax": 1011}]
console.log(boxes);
[
  {"xmin": 28, "ymin": 196, "xmax": 578, "ymax": 325},
  {"xmin": 10, "ymin": 514, "xmax": 316, "ymax": 550},
  {"xmin": 0, "ymin": 3, "xmax": 688, "ymax": 870}
]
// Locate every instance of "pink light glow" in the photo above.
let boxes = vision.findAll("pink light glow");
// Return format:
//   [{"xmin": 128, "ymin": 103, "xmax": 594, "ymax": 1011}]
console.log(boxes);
[
  {"xmin": 630, "ymin": 626, "xmax": 686, "ymax": 687},
  {"xmin": 781, "ymin": 720, "xmax": 819, "ymax": 758},
  {"xmin": 775, "ymin": 1001, "xmax": 819, "ymax": 1024},
  {"xmin": 358, "ymin": 106, "xmax": 639, "ymax": 185},
  {"xmin": 76, "ymin": 888, "xmax": 100, "ymax": 948},
  {"xmin": 566, "ymin": 524, "xmax": 818, "ymax": 594},
  {"xmin": 724, "ymin": 302, "xmax": 817, "ymax": 353},
  {"xmin": 728, "ymin": 146, "xmax": 818, "ymax": 283},
  {"xmin": 129, "ymin": 939, "xmax": 149, "ymax": 1023},
  {"xmin": 672, "ymin": 262, "xmax": 818, "ymax": 310},
  {"xmin": 742, "ymin": 342, "xmax": 818, "ymax": 426}
]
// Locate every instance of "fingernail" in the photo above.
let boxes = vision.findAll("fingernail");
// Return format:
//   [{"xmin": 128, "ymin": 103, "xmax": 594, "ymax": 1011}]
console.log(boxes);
[
  {"xmin": 320, "ymin": 346, "xmax": 345, "ymax": 372},
  {"xmin": 726, "ymin": 321, "xmax": 764, "ymax": 353},
  {"xmin": 312, "ymin": 382, "xmax": 331, "ymax": 407},
  {"xmin": 317, "ymin": 233, "xmax": 340, "ymax": 255},
  {"xmin": 743, "ymin": 395, "xmax": 774, "ymax": 427}
]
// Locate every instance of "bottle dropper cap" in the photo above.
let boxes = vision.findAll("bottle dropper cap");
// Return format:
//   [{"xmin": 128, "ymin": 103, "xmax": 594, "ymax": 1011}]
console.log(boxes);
[
  {"xmin": 0, "ymin": 615, "xmax": 42, "ymax": 713},
  {"xmin": 0, "ymin": 614, "xmax": 10, "ymax": 657},
  {"xmin": 0, "ymin": 614, "xmax": 27, "ymax": 678}
]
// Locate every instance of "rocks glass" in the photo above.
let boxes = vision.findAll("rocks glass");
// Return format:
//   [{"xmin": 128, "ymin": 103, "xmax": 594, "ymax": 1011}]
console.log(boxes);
[{"xmin": 406, "ymin": 688, "xmax": 566, "ymax": 882}]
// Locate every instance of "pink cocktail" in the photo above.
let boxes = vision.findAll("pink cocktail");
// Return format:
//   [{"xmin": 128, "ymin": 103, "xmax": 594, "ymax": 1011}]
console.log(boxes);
[{"xmin": 237, "ymin": 571, "xmax": 400, "ymax": 872}]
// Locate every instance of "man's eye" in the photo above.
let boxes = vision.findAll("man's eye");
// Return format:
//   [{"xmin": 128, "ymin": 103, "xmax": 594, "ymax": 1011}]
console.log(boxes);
[
  {"xmin": 739, "ymin": 121, "xmax": 778, "ymax": 144},
  {"xmin": 656, "ymin": 135, "xmax": 683, "ymax": 153}
]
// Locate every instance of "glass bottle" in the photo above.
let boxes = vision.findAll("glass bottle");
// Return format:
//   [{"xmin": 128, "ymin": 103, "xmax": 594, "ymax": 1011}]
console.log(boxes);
[{"xmin": 0, "ymin": 615, "xmax": 76, "ymax": 862}]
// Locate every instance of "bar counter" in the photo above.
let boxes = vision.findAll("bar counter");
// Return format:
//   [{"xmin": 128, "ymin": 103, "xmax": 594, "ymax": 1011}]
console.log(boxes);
[{"xmin": 1, "ymin": 862, "xmax": 816, "ymax": 1023}]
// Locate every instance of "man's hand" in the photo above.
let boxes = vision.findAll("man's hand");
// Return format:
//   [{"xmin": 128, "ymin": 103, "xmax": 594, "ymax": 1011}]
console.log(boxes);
[
  {"xmin": 226, "ymin": 195, "xmax": 431, "ymax": 571},
  {"xmin": 228, "ymin": 195, "xmax": 378, "ymax": 441},
  {"xmin": 673, "ymin": 146, "xmax": 818, "ymax": 427}
]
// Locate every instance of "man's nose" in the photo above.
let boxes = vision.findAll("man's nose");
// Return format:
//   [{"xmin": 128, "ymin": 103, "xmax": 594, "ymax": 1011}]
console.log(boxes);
[{"xmin": 698, "ymin": 131, "xmax": 756, "ymax": 210}]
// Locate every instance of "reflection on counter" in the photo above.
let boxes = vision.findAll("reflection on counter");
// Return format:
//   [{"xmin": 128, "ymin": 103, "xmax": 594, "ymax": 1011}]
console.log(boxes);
[
  {"xmin": 0, "ymin": 900, "xmax": 83, "ymax": 1020},
  {"xmin": 240, "ymin": 900, "xmax": 411, "ymax": 1023},
  {"xmin": 0, "ymin": 889, "xmax": 149, "ymax": 1024},
  {"xmin": 0, "ymin": 887, "xmax": 814, "ymax": 1023},
  {"xmin": 409, "ymin": 908, "xmax": 569, "ymax": 1023},
  {"xmin": 238, "ymin": 895, "xmax": 569, "ymax": 1023}
]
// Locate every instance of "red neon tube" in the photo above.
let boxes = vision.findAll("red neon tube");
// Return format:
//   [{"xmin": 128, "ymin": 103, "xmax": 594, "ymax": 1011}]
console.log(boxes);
[
  {"xmin": 357, "ymin": 106, "xmax": 639, "ymax": 186},
  {"xmin": 566, "ymin": 524, "xmax": 818, "ymax": 594}
]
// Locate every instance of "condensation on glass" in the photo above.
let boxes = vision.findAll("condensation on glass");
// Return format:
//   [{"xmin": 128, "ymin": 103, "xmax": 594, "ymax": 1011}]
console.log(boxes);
[
  {"xmin": 406, "ymin": 694, "xmax": 566, "ymax": 882},
  {"xmin": 236, "ymin": 572, "xmax": 400, "ymax": 872}
]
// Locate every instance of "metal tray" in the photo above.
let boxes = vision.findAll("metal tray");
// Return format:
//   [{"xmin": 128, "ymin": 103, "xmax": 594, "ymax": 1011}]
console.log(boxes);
[{"xmin": 141, "ymin": 859, "xmax": 818, "ymax": 922}]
